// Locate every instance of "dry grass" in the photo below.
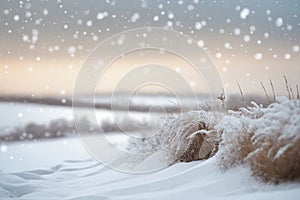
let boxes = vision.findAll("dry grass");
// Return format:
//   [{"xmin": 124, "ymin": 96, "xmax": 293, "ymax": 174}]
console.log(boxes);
[
  {"xmin": 216, "ymin": 98, "xmax": 300, "ymax": 183},
  {"xmin": 260, "ymin": 81, "xmax": 270, "ymax": 103},
  {"xmin": 216, "ymin": 119, "xmax": 254, "ymax": 170},
  {"xmin": 237, "ymin": 81, "xmax": 246, "ymax": 107},
  {"xmin": 127, "ymin": 110, "xmax": 221, "ymax": 164},
  {"xmin": 284, "ymin": 75, "xmax": 292, "ymax": 99},
  {"xmin": 247, "ymin": 134, "xmax": 300, "ymax": 183},
  {"xmin": 179, "ymin": 131, "xmax": 206, "ymax": 162},
  {"xmin": 220, "ymin": 133, "xmax": 253, "ymax": 170},
  {"xmin": 211, "ymin": 88, "xmax": 300, "ymax": 183},
  {"xmin": 217, "ymin": 128, "xmax": 300, "ymax": 183},
  {"xmin": 179, "ymin": 122, "xmax": 217, "ymax": 162},
  {"xmin": 270, "ymin": 79, "xmax": 276, "ymax": 102},
  {"xmin": 127, "ymin": 88, "xmax": 299, "ymax": 184}
]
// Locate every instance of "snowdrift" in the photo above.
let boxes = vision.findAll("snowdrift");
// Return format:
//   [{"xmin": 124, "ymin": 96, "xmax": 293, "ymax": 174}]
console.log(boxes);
[
  {"xmin": 0, "ymin": 97, "xmax": 300, "ymax": 199},
  {"xmin": 217, "ymin": 96, "xmax": 300, "ymax": 183},
  {"xmin": 128, "ymin": 96, "xmax": 300, "ymax": 183}
]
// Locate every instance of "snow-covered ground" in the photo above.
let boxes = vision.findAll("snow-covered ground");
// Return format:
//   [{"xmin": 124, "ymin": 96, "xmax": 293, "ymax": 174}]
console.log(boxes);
[
  {"xmin": 1, "ymin": 98, "xmax": 300, "ymax": 199},
  {"xmin": 1, "ymin": 135, "xmax": 300, "ymax": 199},
  {"xmin": 0, "ymin": 102, "xmax": 73, "ymax": 129}
]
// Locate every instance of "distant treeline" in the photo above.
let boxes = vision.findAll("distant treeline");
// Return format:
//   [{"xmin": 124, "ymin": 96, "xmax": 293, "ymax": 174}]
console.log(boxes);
[
  {"xmin": 0, "ymin": 117, "xmax": 151, "ymax": 142},
  {"xmin": 1, "ymin": 118, "xmax": 80, "ymax": 142}
]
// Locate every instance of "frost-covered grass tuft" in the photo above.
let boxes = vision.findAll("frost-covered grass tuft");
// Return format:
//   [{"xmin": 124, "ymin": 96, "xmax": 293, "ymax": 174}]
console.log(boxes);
[
  {"xmin": 127, "ymin": 109, "xmax": 222, "ymax": 163},
  {"xmin": 127, "ymin": 96, "xmax": 300, "ymax": 183},
  {"xmin": 217, "ymin": 96, "xmax": 300, "ymax": 183}
]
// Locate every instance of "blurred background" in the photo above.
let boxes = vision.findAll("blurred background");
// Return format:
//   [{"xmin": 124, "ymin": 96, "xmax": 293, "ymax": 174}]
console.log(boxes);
[{"xmin": 0, "ymin": 0, "xmax": 299, "ymax": 143}]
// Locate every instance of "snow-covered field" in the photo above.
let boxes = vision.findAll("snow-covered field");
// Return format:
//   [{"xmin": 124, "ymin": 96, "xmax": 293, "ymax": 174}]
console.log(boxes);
[
  {"xmin": 0, "ymin": 103, "xmax": 73, "ymax": 129},
  {"xmin": 1, "ymin": 97, "xmax": 300, "ymax": 199},
  {"xmin": 1, "ymin": 135, "xmax": 300, "ymax": 200}
]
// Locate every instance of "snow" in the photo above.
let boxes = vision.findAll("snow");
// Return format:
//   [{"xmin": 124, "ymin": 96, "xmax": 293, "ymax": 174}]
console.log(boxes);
[
  {"xmin": 1, "ymin": 98, "xmax": 300, "ymax": 199},
  {"xmin": 0, "ymin": 103, "xmax": 72, "ymax": 129},
  {"xmin": 131, "ymin": 13, "xmax": 140, "ymax": 23},
  {"xmin": 292, "ymin": 45, "xmax": 299, "ymax": 52},
  {"xmin": 275, "ymin": 18, "xmax": 283, "ymax": 27},
  {"xmin": 216, "ymin": 52, "xmax": 222, "ymax": 58},
  {"xmin": 1, "ymin": 1, "xmax": 299, "ymax": 197},
  {"xmin": 195, "ymin": 22, "xmax": 202, "ymax": 30},
  {"xmin": 244, "ymin": 35, "xmax": 251, "ymax": 42},
  {"xmin": 224, "ymin": 42, "xmax": 232, "ymax": 49},
  {"xmin": 274, "ymin": 143, "xmax": 292, "ymax": 160},
  {"xmin": 0, "ymin": 145, "xmax": 7, "ymax": 152},
  {"xmin": 248, "ymin": 97, "xmax": 300, "ymax": 139},
  {"xmin": 196, "ymin": 40, "xmax": 205, "ymax": 48},
  {"xmin": 153, "ymin": 16, "xmax": 159, "ymax": 21},
  {"xmin": 240, "ymin": 8, "xmax": 250, "ymax": 19},
  {"xmin": 0, "ymin": 136, "xmax": 299, "ymax": 199},
  {"xmin": 254, "ymin": 53, "xmax": 263, "ymax": 60},
  {"xmin": 0, "ymin": 137, "xmax": 90, "ymax": 173},
  {"xmin": 13, "ymin": 15, "xmax": 20, "ymax": 21},
  {"xmin": 234, "ymin": 28, "xmax": 241, "ymax": 35},
  {"xmin": 285, "ymin": 53, "xmax": 291, "ymax": 60}
]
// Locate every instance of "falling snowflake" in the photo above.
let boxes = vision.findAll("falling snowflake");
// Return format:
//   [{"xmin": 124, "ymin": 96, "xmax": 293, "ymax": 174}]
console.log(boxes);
[
  {"xmin": 3, "ymin": 9, "xmax": 9, "ymax": 15},
  {"xmin": 195, "ymin": 22, "xmax": 202, "ymax": 30},
  {"xmin": 284, "ymin": 53, "xmax": 291, "ymax": 60},
  {"xmin": 254, "ymin": 53, "xmax": 263, "ymax": 60},
  {"xmin": 249, "ymin": 25, "xmax": 256, "ymax": 34},
  {"xmin": 86, "ymin": 20, "xmax": 93, "ymax": 27},
  {"xmin": 196, "ymin": 40, "xmax": 205, "ymax": 48},
  {"xmin": 68, "ymin": 46, "xmax": 76, "ymax": 57},
  {"xmin": 216, "ymin": 52, "xmax": 222, "ymax": 58},
  {"xmin": 275, "ymin": 17, "xmax": 283, "ymax": 27},
  {"xmin": 22, "ymin": 34, "xmax": 29, "ymax": 42},
  {"xmin": 244, "ymin": 35, "xmax": 251, "ymax": 42},
  {"xmin": 153, "ymin": 16, "xmax": 159, "ymax": 21},
  {"xmin": 240, "ymin": 8, "xmax": 250, "ymax": 19},
  {"xmin": 264, "ymin": 32, "xmax": 269, "ymax": 38},
  {"xmin": 43, "ymin": 9, "xmax": 48, "ymax": 16},
  {"xmin": 0, "ymin": 145, "xmax": 7, "ymax": 152},
  {"xmin": 224, "ymin": 42, "xmax": 232, "ymax": 49},
  {"xmin": 131, "ymin": 13, "xmax": 140, "ymax": 23},
  {"xmin": 168, "ymin": 12, "xmax": 174, "ymax": 19},
  {"xmin": 97, "ymin": 12, "xmax": 108, "ymax": 20},
  {"xmin": 234, "ymin": 28, "xmax": 241, "ymax": 35},
  {"xmin": 292, "ymin": 45, "xmax": 299, "ymax": 52},
  {"xmin": 13, "ymin": 14, "xmax": 20, "ymax": 21}
]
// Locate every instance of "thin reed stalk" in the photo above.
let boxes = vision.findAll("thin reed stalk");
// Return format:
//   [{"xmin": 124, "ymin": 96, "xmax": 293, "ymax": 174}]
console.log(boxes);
[
  {"xmin": 260, "ymin": 81, "xmax": 270, "ymax": 103},
  {"xmin": 237, "ymin": 81, "xmax": 245, "ymax": 107},
  {"xmin": 283, "ymin": 75, "xmax": 291, "ymax": 99},
  {"xmin": 269, "ymin": 79, "xmax": 276, "ymax": 102}
]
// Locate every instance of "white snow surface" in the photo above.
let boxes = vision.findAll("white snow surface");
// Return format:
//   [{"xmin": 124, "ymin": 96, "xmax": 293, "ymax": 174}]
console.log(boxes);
[
  {"xmin": 1, "ymin": 136, "xmax": 300, "ymax": 200},
  {"xmin": 1, "ymin": 97, "xmax": 300, "ymax": 199}
]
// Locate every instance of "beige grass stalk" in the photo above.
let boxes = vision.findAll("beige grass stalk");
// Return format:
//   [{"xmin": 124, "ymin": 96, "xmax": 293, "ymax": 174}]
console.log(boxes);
[
  {"xmin": 289, "ymin": 86, "xmax": 295, "ymax": 99},
  {"xmin": 237, "ymin": 81, "xmax": 245, "ymax": 107},
  {"xmin": 269, "ymin": 79, "xmax": 276, "ymax": 102},
  {"xmin": 260, "ymin": 81, "xmax": 270, "ymax": 103},
  {"xmin": 283, "ymin": 75, "xmax": 291, "ymax": 99}
]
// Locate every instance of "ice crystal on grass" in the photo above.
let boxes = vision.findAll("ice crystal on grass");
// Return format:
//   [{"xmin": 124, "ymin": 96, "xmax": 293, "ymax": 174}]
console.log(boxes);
[{"xmin": 217, "ymin": 97, "xmax": 300, "ymax": 183}]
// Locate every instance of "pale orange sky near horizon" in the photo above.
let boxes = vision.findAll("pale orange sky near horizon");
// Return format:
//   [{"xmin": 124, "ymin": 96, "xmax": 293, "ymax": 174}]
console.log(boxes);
[
  {"xmin": 1, "ymin": 51, "xmax": 299, "ymax": 97},
  {"xmin": 0, "ymin": 0, "xmax": 299, "ymax": 97}
]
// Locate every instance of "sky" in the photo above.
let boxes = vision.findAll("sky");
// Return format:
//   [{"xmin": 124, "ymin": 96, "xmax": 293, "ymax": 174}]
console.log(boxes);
[{"xmin": 0, "ymin": 0, "xmax": 299, "ymax": 97}]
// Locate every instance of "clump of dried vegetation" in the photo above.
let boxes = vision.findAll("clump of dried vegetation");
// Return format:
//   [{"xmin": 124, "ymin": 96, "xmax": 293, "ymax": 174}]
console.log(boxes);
[
  {"xmin": 248, "ymin": 133, "xmax": 300, "ymax": 183},
  {"xmin": 215, "ymin": 76, "xmax": 300, "ymax": 183},
  {"xmin": 216, "ymin": 99, "xmax": 300, "ymax": 183},
  {"xmin": 145, "ymin": 76, "xmax": 299, "ymax": 184},
  {"xmin": 128, "ymin": 76, "xmax": 299, "ymax": 183}
]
